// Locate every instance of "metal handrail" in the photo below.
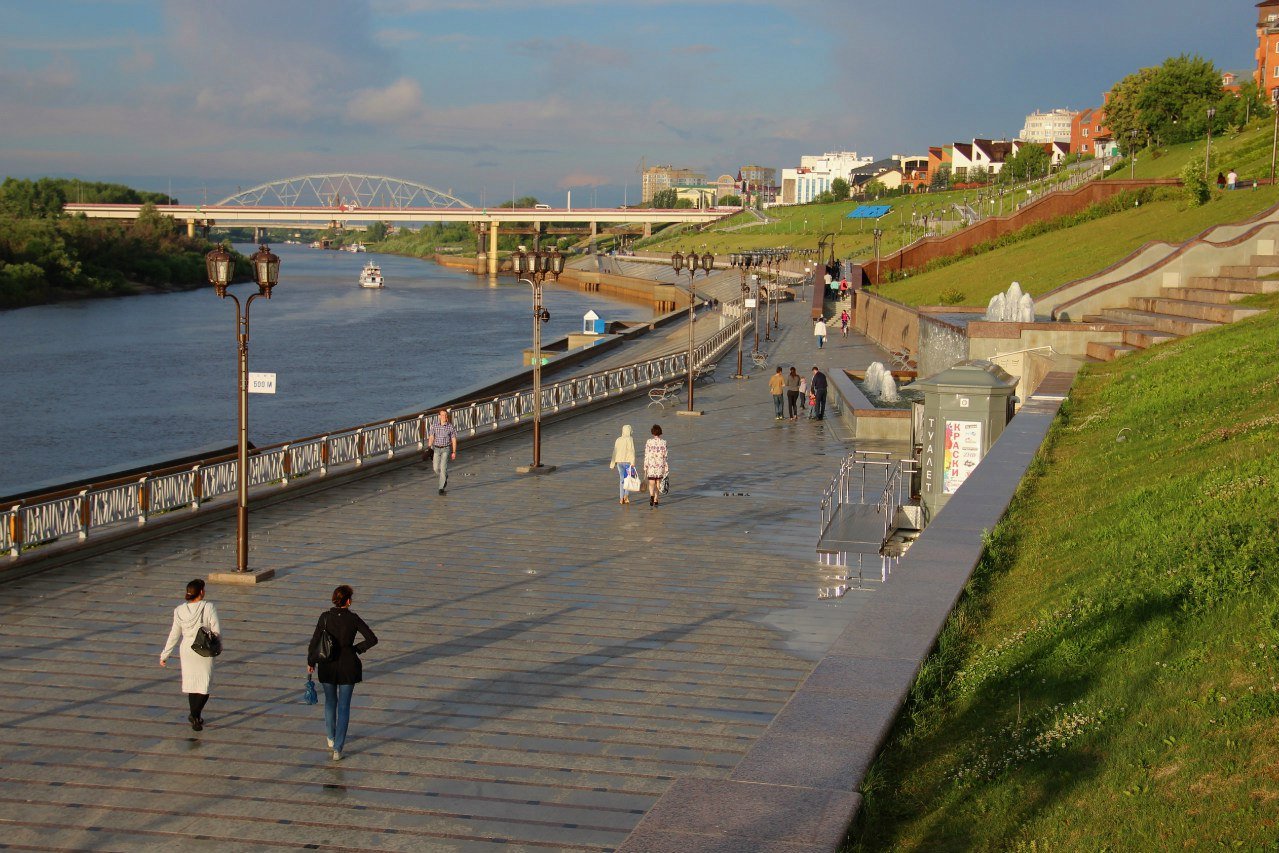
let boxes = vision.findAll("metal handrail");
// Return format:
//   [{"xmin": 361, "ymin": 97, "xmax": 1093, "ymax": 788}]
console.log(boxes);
[{"xmin": 2, "ymin": 301, "xmax": 754, "ymax": 558}]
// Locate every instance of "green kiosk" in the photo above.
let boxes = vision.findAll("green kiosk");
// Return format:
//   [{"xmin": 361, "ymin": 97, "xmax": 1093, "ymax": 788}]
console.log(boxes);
[{"xmin": 906, "ymin": 360, "xmax": 1018, "ymax": 521}]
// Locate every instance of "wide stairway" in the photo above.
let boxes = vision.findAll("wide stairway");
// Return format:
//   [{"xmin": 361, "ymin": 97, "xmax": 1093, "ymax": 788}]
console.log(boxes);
[{"xmin": 1084, "ymin": 254, "xmax": 1278, "ymax": 360}]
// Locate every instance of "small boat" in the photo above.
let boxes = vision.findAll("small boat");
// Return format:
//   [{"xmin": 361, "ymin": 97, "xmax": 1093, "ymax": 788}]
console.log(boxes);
[
  {"xmin": 358, "ymin": 261, "xmax": 384, "ymax": 289},
  {"xmin": 341, "ymin": 242, "xmax": 367, "ymax": 253}
]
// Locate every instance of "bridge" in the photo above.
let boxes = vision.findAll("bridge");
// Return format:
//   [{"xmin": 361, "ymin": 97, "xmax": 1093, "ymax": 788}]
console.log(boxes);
[{"xmin": 63, "ymin": 173, "xmax": 725, "ymax": 273}]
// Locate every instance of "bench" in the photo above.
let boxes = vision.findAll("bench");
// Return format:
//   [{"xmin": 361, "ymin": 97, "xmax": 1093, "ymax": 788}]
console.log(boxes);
[
  {"xmin": 695, "ymin": 364, "xmax": 717, "ymax": 383},
  {"xmin": 648, "ymin": 383, "xmax": 684, "ymax": 407},
  {"xmin": 889, "ymin": 349, "xmax": 916, "ymax": 371}
]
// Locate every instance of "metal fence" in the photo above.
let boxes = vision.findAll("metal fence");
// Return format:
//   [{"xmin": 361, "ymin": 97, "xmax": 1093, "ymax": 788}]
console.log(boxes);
[{"xmin": 3, "ymin": 304, "xmax": 752, "ymax": 559}]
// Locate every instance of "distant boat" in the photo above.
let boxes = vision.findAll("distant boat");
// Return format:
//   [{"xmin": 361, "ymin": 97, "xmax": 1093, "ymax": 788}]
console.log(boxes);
[
  {"xmin": 342, "ymin": 242, "xmax": 367, "ymax": 253},
  {"xmin": 309, "ymin": 240, "xmax": 323, "ymax": 249},
  {"xmin": 358, "ymin": 260, "xmax": 384, "ymax": 289}
]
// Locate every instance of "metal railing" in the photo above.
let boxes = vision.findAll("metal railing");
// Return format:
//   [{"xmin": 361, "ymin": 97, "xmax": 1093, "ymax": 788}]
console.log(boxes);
[
  {"xmin": 3, "ymin": 303, "xmax": 753, "ymax": 559},
  {"xmin": 817, "ymin": 451, "xmax": 919, "ymax": 575}
]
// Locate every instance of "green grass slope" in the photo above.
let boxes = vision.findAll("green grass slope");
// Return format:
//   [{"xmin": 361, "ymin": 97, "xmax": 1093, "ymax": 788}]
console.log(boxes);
[
  {"xmin": 848, "ymin": 293, "xmax": 1279, "ymax": 851},
  {"xmin": 873, "ymin": 186, "xmax": 1279, "ymax": 308},
  {"xmin": 1111, "ymin": 114, "xmax": 1279, "ymax": 184}
]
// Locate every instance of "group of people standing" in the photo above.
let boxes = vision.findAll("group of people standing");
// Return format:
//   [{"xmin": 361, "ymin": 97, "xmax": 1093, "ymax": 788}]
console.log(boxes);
[
  {"xmin": 160, "ymin": 581, "xmax": 378, "ymax": 762},
  {"xmin": 609, "ymin": 423, "xmax": 669, "ymax": 507},
  {"xmin": 770, "ymin": 366, "xmax": 828, "ymax": 420}
]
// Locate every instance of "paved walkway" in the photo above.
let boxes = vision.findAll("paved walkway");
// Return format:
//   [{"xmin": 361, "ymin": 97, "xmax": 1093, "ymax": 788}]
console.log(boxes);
[{"xmin": 0, "ymin": 300, "xmax": 898, "ymax": 851}]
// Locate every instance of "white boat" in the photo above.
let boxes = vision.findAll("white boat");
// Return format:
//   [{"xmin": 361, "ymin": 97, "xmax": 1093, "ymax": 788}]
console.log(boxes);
[
  {"xmin": 342, "ymin": 242, "xmax": 367, "ymax": 253},
  {"xmin": 358, "ymin": 261, "xmax": 384, "ymax": 289}
]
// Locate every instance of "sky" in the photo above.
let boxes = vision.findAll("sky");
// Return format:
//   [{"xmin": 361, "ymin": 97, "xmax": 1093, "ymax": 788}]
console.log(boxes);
[{"xmin": 0, "ymin": 0, "xmax": 1254, "ymax": 207}]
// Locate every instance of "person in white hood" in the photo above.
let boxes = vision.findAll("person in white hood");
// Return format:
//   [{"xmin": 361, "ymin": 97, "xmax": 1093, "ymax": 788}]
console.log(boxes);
[
  {"xmin": 609, "ymin": 424, "xmax": 637, "ymax": 504},
  {"xmin": 160, "ymin": 579, "xmax": 221, "ymax": 731}
]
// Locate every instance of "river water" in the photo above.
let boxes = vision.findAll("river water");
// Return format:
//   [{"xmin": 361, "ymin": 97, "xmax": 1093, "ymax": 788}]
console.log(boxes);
[{"xmin": 0, "ymin": 245, "xmax": 650, "ymax": 495}]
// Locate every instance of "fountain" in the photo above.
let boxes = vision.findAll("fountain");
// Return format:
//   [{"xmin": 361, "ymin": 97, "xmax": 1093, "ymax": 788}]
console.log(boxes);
[
  {"xmin": 859, "ymin": 361, "xmax": 902, "ymax": 403},
  {"xmin": 877, "ymin": 370, "xmax": 900, "ymax": 403},
  {"xmin": 984, "ymin": 281, "xmax": 1036, "ymax": 322}
]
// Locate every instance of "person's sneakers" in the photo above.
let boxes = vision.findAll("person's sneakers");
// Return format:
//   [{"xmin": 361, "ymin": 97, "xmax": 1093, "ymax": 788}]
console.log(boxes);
[
  {"xmin": 332, "ymin": 750, "xmax": 343, "ymax": 761},
  {"xmin": 327, "ymin": 737, "xmax": 335, "ymax": 749},
  {"xmin": 188, "ymin": 715, "xmax": 202, "ymax": 732},
  {"xmin": 438, "ymin": 488, "xmax": 445, "ymax": 495}
]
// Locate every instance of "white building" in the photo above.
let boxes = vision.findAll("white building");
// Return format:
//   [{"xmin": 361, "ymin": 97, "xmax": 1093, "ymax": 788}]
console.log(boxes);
[
  {"xmin": 1020, "ymin": 109, "xmax": 1074, "ymax": 143},
  {"xmin": 780, "ymin": 151, "xmax": 875, "ymax": 204}
]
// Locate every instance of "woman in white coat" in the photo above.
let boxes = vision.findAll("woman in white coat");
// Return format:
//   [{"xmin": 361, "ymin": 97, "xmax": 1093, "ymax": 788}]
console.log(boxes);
[
  {"xmin": 609, "ymin": 424, "xmax": 637, "ymax": 504},
  {"xmin": 159, "ymin": 579, "xmax": 221, "ymax": 731}
]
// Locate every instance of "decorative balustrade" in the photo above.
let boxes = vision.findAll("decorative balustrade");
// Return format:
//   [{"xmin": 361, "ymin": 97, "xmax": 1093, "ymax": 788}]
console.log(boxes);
[{"xmin": 4, "ymin": 303, "xmax": 753, "ymax": 559}]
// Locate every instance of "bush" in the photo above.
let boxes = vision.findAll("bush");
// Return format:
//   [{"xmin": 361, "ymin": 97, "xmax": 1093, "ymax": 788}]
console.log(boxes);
[
  {"xmin": 938, "ymin": 288, "xmax": 967, "ymax": 305},
  {"xmin": 1180, "ymin": 158, "xmax": 1211, "ymax": 206}
]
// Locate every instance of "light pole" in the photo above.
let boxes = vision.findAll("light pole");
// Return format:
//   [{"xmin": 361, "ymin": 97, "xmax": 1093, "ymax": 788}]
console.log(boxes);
[
  {"xmin": 512, "ymin": 246, "xmax": 564, "ymax": 473},
  {"xmin": 1271, "ymin": 90, "xmax": 1279, "ymax": 185},
  {"xmin": 873, "ymin": 228, "xmax": 883, "ymax": 276},
  {"xmin": 729, "ymin": 252, "xmax": 753, "ymax": 379},
  {"xmin": 1205, "ymin": 106, "xmax": 1216, "ymax": 180},
  {"xmin": 671, "ymin": 249, "xmax": 714, "ymax": 414},
  {"xmin": 204, "ymin": 243, "xmax": 279, "ymax": 583},
  {"xmin": 1130, "ymin": 129, "xmax": 1138, "ymax": 180}
]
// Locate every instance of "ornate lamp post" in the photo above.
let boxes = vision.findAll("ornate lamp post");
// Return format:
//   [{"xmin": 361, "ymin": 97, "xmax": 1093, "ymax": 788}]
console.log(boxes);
[
  {"xmin": 1205, "ymin": 106, "xmax": 1217, "ymax": 181},
  {"xmin": 729, "ymin": 253, "xmax": 753, "ymax": 379},
  {"xmin": 872, "ymin": 228, "xmax": 883, "ymax": 274},
  {"xmin": 770, "ymin": 249, "xmax": 788, "ymax": 332},
  {"xmin": 671, "ymin": 249, "xmax": 714, "ymax": 414},
  {"xmin": 205, "ymin": 243, "xmax": 279, "ymax": 583},
  {"xmin": 512, "ymin": 246, "xmax": 564, "ymax": 473},
  {"xmin": 1271, "ymin": 90, "xmax": 1279, "ymax": 185},
  {"xmin": 1130, "ymin": 129, "xmax": 1138, "ymax": 180}
]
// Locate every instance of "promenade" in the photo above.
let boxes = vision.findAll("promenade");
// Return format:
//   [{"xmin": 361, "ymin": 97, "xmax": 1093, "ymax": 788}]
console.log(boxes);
[{"xmin": 0, "ymin": 299, "xmax": 898, "ymax": 851}]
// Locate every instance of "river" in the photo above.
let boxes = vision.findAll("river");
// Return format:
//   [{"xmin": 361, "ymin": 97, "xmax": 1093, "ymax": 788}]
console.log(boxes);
[{"xmin": 0, "ymin": 245, "xmax": 651, "ymax": 495}]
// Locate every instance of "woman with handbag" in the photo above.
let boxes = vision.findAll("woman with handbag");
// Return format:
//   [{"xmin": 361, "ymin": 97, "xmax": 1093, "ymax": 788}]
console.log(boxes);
[
  {"xmin": 307, "ymin": 585, "xmax": 378, "ymax": 761},
  {"xmin": 159, "ymin": 578, "xmax": 220, "ymax": 732},
  {"xmin": 643, "ymin": 423, "xmax": 669, "ymax": 508},
  {"xmin": 609, "ymin": 424, "xmax": 637, "ymax": 505}
]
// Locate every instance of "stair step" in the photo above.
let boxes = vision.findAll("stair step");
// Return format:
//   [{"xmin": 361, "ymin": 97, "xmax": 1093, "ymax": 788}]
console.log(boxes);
[
  {"xmin": 1099, "ymin": 308, "xmax": 1222, "ymax": 336},
  {"xmin": 1128, "ymin": 297, "xmax": 1264, "ymax": 323},
  {"xmin": 1187, "ymin": 276, "xmax": 1279, "ymax": 294},
  {"xmin": 1122, "ymin": 328, "xmax": 1180, "ymax": 348},
  {"xmin": 1161, "ymin": 287, "xmax": 1250, "ymax": 304},
  {"xmin": 1248, "ymin": 254, "xmax": 1279, "ymax": 266},
  {"xmin": 1086, "ymin": 341, "xmax": 1139, "ymax": 361},
  {"xmin": 1217, "ymin": 264, "xmax": 1279, "ymax": 277}
]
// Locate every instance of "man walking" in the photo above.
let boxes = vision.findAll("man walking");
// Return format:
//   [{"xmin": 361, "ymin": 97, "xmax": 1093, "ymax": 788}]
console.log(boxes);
[
  {"xmin": 810, "ymin": 367, "xmax": 828, "ymax": 420},
  {"xmin": 813, "ymin": 317, "xmax": 827, "ymax": 349},
  {"xmin": 429, "ymin": 408, "xmax": 458, "ymax": 494},
  {"xmin": 768, "ymin": 366, "xmax": 785, "ymax": 420}
]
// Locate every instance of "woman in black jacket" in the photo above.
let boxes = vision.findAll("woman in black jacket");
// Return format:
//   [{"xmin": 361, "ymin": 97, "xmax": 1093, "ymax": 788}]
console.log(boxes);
[{"xmin": 307, "ymin": 585, "xmax": 378, "ymax": 760}]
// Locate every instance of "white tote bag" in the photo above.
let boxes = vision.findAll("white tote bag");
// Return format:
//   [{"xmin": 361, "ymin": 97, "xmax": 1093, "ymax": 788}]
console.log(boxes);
[{"xmin": 621, "ymin": 463, "xmax": 641, "ymax": 492}]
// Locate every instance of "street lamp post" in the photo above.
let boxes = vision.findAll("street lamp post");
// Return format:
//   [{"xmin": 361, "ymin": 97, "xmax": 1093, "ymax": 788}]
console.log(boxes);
[
  {"xmin": 1205, "ymin": 106, "xmax": 1217, "ymax": 180},
  {"xmin": 729, "ymin": 253, "xmax": 751, "ymax": 379},
  {"xmin": 1271, "ymin": 90, "xmax": 1279, "ymax": 185},
  {"xmin": 512, "ymin": 246, "xmax": 565, "ymax": 473},
  {"xmin": 205, "ymin": 243, "xmax": 280, "ymax": 583},
  {"xmin": 1130, "ymin": 129, "xmax": 1138, "ymax": 180},
  {"xmin": 671, "ymin": 250, "xmax": 714, "ymax": 414},
  {"xmin": 872, "ymin": 228, "xmax": 883, "ymax": 275}
]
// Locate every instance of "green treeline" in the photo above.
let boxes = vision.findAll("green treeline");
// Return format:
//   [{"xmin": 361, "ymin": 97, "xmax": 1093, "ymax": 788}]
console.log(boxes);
[{"xmin": 0, "ymin": 178, "xmax": 242, "ymax": 310}]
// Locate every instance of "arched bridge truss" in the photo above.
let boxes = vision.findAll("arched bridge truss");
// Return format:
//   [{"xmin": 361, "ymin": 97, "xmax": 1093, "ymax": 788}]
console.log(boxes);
[{"xmin": 216, "ymin": 174, "xmax": 472, "ymax": 210}]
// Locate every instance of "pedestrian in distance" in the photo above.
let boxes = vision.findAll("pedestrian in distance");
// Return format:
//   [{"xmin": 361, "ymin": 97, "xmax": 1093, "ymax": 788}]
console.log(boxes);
[
  {"xmin": 814, "ymin": 317, "xmax": 827, "ymax": 349},
  {"xmin": 798, "ymin": 374, "xmax": 809, "ymax": 418},
  {"xmin": 609, "ymin": 424, "xmax": 637, "ymax": 505},
  {"xmin": 786, "ymin": 366, "xmax": 802, "ymax": 420},
  {"xmin": 643, "ymin": 424, "xmax": 669, "ymax": 508},
  {"xmin": 307, "ymin": 585, "xmax": 378, "ymax": 761},
  {"xmin": 429, "ymin": 408, "xmax": 458, "ymax": 495},
  {"xmin": 810, "ymin": 366, "xmax": 829, "ymax": 420},
  {"xmin": 769, "ymin": 366, "xmax": 786, "ymax": 419},
  {"xmin": 1227, "ymin": 168, "xmax": 1238, "ymax": 190},
  {"xmin": 839, "ymin": 309, "xmax": 850, "ymax": 338},
  {"xmin": 159, "ymin": 578, "xmax": 220, "ymax": 732}
]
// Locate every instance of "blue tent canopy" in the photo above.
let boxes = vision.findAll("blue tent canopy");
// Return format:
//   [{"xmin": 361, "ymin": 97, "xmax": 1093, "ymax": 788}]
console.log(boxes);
[{"xmin": 846, "ymin": 205, "xmax": 892, "ymax": 219}]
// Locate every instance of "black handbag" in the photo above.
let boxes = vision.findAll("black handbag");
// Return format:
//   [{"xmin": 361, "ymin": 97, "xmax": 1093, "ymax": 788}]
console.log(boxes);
[
  {"xmin": 190, "ymin": 605, "xmax": 221, "ymax": 657},
  {"xmin": 317, "ymin": 613, "xmax": 340, "ymax": 663}
]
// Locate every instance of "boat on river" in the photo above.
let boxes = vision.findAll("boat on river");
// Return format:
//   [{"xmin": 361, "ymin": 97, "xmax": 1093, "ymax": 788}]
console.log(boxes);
[{"xmin": 358, "ymin": 261, "xmax": 384, "ymax": 289}]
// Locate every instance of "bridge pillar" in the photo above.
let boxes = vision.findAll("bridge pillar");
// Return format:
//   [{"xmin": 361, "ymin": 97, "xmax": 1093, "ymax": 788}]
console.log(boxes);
[
  {"xmin": 590, "ymin": 221, "xmax": 598, "ymax": 238},
  {"xmin": 186, "ymin": 220, "xmax": 196, "ymax": 238},
  {"xmin": 643, "ymin": 221, "xmax": 652, "ymax": 238},
  {"xmin": 253, "ymin": 227, "xmax": 264, "ymax": 243},
  {"xmin": 488, "ymin": 222, "xmax": 499, "ymax": 275}
]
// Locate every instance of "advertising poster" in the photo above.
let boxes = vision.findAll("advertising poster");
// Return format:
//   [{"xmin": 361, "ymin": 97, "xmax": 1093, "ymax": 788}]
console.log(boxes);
[{"xmin": 943, "ymin": 420, "xmax": 983, "ymax": 494}]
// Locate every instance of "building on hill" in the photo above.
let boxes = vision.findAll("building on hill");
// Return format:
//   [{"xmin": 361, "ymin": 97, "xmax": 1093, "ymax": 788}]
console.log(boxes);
[
  {"xmin": 1221, "ymin": 70, "xmax": 1249, "ymax": 93},
  {"xmin": 779, "ymin": 151, "xmax": 874, "ymax": 204},
  {"xmin": 849, "ymin": 158, "xmax": 902, "ymax": 195},
  {"xmin": 641, "ymin": 165, "xmax": 704, "ymax": 203},
  {"xmin": 1020, "ymin": 108, "xmax": 1075, "ymax": 143},
  {"xmin": 1071, "ymin": 99, "xmax": 1116, "ymax": 157},
  {"xmin": 1256, "ymin": 0, "xmax": 1279, "ymax": 98},
  {"xmin": 737, "ymin": 165, "xmax": 777, "ymax": 204}
]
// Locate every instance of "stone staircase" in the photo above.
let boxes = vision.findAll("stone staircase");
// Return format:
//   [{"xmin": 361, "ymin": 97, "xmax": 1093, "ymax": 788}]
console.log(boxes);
[{"xmin": 1083, "ymin": 254, "xmax": 1278, "ymax": 361}]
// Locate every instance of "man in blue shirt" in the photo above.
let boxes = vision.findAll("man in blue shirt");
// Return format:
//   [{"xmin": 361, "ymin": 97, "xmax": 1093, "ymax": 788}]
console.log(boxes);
[{"xmin": 428, "ymin": 409, "xmax": 458, "ymax": 494}]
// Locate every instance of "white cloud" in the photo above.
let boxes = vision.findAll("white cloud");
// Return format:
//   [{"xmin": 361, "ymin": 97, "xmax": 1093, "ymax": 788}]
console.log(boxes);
[{"xmin": 346, "ymin": 77, "xmax": 426, "ymax": 124}]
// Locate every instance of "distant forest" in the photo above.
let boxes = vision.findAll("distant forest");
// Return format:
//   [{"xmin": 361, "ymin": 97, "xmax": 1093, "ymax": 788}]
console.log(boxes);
[{"xmin": 0, "ymin": 177, "xmax": 244, "ymax": 309}]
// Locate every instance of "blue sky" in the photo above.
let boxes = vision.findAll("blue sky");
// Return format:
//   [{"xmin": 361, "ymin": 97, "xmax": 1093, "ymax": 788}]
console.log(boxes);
[{"xmin": 0, "ymin": 0, "xmax": 1253, "ymax": 206}]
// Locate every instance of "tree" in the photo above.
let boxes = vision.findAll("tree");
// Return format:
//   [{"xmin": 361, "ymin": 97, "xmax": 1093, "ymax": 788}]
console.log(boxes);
[
  {"xmin": 930, "ymin": 165, "xmax": 951, "ymax": 191},
  {"xmin": 1000, "ymin": 144, "xmax": 1051, "ymax": 184},
  {"xmin": 717, "ymin": 194, "xmax": 742, "ymax": 207},
  {"xmin": 862, "ymin": 180, "xmax": 887, "ymax": 199},
  {"xmin": 364, "ymin": 221, "xmax": 389, "ymax": 242},
  {"xmin": 830, "ymin": 178, "xmax": 850, "ymax": 201},
  {"xmin": 650, "ymin": 188, "xmax": 678, "ymax": 208},
  {"xmin": 498, "ymin": 196, "xmax": 540, "ymax": 208},
  {"xmin": 1107, "ymin": 55, "xmax": 1221, "ymax": 149}
]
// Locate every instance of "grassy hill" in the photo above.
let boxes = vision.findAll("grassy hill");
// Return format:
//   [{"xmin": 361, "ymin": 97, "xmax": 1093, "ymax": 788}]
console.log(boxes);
[
  {"xmin": 848, "ymin": 291, "xmax": 1279, "ymax": 850},
  {"xmin": 1108, "ymin": 112, "xmax": 1279, "ymax": 184},
  {"xmin": 873, "ymin": 185, "xmax": 1279, "ymax": 308}
]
